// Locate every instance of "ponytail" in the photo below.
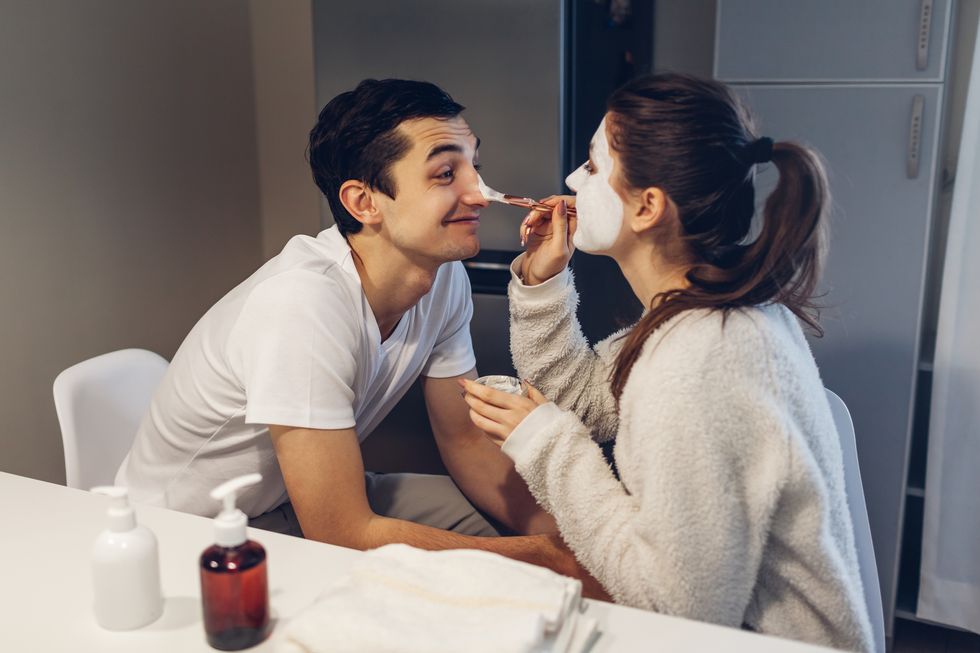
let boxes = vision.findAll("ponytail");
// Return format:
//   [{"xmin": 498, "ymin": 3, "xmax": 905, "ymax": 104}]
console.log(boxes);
[{"xmin": 606, "ymin": 75, "xmax": 830, "ymax": 403}]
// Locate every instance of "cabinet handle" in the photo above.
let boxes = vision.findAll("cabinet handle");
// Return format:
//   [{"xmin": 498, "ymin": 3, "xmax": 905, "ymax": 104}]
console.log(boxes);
[
  {"xmin": 907, "ymin": 95, "xmax": 925, "ymax": 179},
  {"xmin": 917, "ymin": 0, "xmax": 933, "ymax": 71}
]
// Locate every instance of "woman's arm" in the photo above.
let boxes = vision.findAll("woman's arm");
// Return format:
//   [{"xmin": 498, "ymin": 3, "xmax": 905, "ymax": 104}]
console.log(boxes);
[
  {"xmin": 508, "ymin": 262, "xmax": 621, "ymax": 440},
  {"xmin": 467, "ymin": 323, "xmax": 792, "ymax": 625},
  {"xmin": 504, "ymin": 374, "xmax": 790, "ymax": 624},
  {"xmin": 507, "ymin": 196, "xmax": 620, "ymax": 440}
]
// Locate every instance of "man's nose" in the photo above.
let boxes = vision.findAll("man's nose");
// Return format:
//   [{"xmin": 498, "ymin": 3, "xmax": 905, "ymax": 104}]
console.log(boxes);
[{"xmin": 463, "ymin": 179, "xmax": 489, "ymax": 208}]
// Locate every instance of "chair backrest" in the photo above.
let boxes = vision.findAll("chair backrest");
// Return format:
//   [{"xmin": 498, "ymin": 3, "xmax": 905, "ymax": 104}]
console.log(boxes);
[
  {"xmin": 825, "ymin": 388, "xmax": 886, "ymax": 653},
  {"xmin": 53, "ymin": 349, "xmax": 168, "ymax": 490}
]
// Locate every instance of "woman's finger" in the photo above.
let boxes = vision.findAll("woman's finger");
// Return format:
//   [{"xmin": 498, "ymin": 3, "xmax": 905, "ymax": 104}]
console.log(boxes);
[
  {"xmin": 461, "ymin": 379, "xmax": 525, "ymax": 409},
  {"xmin": 538, "ymin": 195, "xmax": 575, "ymax": 208},
  {"xmin": 462, "ymin": 392, "xmax": 512, "ymax": 425},
  {"xmin": 548, "ymin": 200, "xmax": 569, "ymax": 244},
  {"xmin": 523, "ymin": 381, "xmax": 548, "ymax": 406},
  {"xmin": 526, "ymin": 195, "xmax": 576, "ymax": 243},
  {"xmin": 519, "ymin": 211, "xmax": 533, "ymax": 242},
  {"xmin": 468, "ymin": 409, "xmax": 506, "ymax": 442},
  {"xmin": 525, "ymin": 206, "xmax": 553, "ymax": 233},
  {"xmin": 566, "ymin": 206, "xmax": 578, "ymax": 249}
]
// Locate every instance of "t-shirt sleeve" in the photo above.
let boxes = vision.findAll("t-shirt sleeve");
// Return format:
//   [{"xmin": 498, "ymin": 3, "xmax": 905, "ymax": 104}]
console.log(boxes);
[
  {"xmin": 422, "ymin": 261, "xmax": 477, "ymax": 378},
  {"xmin": 228, "ymin": 270, "xmax": 359, "ymax": 430}
]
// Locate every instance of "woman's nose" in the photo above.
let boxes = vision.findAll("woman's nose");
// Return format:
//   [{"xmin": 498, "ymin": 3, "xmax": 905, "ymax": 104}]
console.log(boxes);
[{"xmin": 565, "ymin": 164, "xmax": 587, "ymax": 192}]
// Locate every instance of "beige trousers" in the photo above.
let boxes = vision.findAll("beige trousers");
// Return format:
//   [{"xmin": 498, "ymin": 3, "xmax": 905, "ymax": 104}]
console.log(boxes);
[{"xmin": 248, "ymin": 472, "xmax": 500, "ymax": 539}]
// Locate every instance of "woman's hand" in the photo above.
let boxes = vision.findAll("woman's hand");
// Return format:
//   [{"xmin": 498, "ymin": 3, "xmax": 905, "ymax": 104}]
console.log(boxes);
[
  {"xmin": 520, "ymin": 195, "xmax": 576, "ymax": 286},
  {"xmin": 459, "ymin": 378, "xmax": 549, "ymax": 446}
]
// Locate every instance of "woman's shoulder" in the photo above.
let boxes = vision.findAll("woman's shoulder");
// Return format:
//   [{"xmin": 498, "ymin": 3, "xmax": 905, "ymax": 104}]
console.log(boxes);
[
  {"xmin": 637, "ymin": 304, "xmax": 809, "ymax": 380},
  {"xmin": 617, "ymin": 305, "xmax": 812, "ymax": 450}
]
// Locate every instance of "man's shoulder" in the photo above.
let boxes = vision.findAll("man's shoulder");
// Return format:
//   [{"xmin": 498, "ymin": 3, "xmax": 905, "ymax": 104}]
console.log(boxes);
[
  {"xmin": 248, "ymin": 229, "xmax": 362, "ymax": 301},
  {"xmin": 232, "ymin": 266, "xmax": 363, "ymax": 346}
]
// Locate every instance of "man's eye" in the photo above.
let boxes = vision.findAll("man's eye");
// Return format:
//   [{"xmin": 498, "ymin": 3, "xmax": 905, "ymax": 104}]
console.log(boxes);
[
  {"xmin": 474, "ymin": 163, "xmax": 482, "ymax": 172},
  {"xmin": 438, "ymin": 169, "xmax": 455, "ymax": 180}
]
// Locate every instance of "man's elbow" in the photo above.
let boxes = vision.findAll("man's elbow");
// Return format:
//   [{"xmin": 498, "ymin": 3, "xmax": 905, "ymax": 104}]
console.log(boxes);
[{"xmin": 296, "ymin": 510, "xmax": 379, "ymax": 551}]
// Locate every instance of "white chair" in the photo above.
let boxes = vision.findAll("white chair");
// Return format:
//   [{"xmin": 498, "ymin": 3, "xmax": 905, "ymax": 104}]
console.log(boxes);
[
  {"xmin": 825, "ymin": 388, "xmax": 886, "ymax": 653},
  {"xmin": 53, "ymin": 348, "xmax": 168, "ymax": 490}
]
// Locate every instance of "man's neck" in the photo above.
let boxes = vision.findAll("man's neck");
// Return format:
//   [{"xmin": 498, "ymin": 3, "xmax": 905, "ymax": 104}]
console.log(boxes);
[{"xmin": 347, "ymin": 233, "xmax": 440, "ymax": 341}]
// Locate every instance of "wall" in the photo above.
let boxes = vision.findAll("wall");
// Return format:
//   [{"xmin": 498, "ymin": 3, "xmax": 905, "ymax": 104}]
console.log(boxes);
[
  {"xmin": 0, "ymin": 0, "xmax": 264, "ymax": 483},
  {"xmin": 653, "ymin": 0, "xmax": 716, "ymax": 77},
  {"xmin": 249, "ymin": 0, "xmax": 321, "ymax": 259}
]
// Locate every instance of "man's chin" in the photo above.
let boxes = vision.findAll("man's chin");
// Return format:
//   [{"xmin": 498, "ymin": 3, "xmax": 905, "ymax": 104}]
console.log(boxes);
[{"xmin": 443, "ymin": 236, "xmax": 480, "ymax": 262}]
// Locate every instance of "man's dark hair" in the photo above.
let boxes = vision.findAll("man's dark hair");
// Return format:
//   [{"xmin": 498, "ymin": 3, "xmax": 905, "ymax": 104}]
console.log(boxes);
[{"xmin": 307, "ymin": 79, "xmax": 465, "ymax": 236}]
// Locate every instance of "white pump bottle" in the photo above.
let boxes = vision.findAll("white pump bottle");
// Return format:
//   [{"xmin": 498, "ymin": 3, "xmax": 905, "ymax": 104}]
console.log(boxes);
[{"xmin": 90, "ymin": 486, "xmax": 163, "ymax": 630}]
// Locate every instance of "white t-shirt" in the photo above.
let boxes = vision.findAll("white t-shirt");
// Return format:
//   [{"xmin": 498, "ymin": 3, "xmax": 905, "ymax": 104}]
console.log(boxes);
[{"xmin": 116, "ymin": 227, "xmax": 476, "ymax": 518}]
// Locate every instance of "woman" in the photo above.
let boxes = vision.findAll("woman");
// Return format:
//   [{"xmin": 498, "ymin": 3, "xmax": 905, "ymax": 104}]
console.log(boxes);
[{"xmin": 462, "ymin": 73, "xmax": 873, "ymax": 651}]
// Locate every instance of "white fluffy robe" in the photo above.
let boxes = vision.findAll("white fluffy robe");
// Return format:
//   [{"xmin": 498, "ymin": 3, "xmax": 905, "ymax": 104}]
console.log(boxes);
[{"xmin": 502, "ymin": 259, "xmax": 873, "ymax": 652}]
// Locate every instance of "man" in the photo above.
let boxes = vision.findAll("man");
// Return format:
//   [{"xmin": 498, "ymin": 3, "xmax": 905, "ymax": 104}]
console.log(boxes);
[{"xmin": 117, "ymin": 79, "xmax": 591, "ymax": 584}]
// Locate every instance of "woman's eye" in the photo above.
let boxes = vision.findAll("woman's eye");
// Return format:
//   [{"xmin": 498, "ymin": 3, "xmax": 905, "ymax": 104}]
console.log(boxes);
[
  {"xmin": 438, "ymin": 169, "xmax": 455, "ymax": 180},
  {"xmin": 583, "ymin": 162, "xmax": 595, "ymax": 174},
  {"xmin": 473, "ymin": 163, "xmax": 482, "ymax": 172}
]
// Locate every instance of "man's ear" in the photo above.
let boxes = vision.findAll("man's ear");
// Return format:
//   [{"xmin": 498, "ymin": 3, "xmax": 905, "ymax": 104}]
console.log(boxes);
[
  {"xmin": 630, "ymin": 186, "xmax": 671, "ymax": 234},
  {"xmin": 338, "ymin": 180, "xmax": 382, "ymax": 226}
]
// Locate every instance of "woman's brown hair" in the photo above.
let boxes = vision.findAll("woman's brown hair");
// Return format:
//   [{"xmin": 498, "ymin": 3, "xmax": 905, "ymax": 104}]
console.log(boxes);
[{"xmin": 606, "ymin": 73, "xmax": 830, "ymax": 402}]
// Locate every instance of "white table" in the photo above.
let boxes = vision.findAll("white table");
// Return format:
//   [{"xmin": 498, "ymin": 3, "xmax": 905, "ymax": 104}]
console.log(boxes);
[{"xmin": 0, "ymin": 472, "xmax": 836, "ymax": 652}]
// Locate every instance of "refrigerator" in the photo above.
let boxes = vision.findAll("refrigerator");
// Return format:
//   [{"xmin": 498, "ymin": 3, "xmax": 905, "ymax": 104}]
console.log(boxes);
[{"xmin": 714, "ymin": 0, "xmax": 954, "ymax": 635}]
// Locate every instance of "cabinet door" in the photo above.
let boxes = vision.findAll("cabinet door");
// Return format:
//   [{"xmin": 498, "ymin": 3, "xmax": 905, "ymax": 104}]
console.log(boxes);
[
  {"xmin": 734, "ymin": 84, "xmax": 942, "ymax": 628},
  {"xmin": 716, "ymin": 0, "xmax": 951, "ymax": 82},
  {"xmin": 471, "ymin": 293, "xmax": 517, "ymax": 377}
]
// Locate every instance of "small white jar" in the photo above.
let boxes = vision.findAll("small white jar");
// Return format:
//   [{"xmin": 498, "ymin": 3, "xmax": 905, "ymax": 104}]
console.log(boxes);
[{"xmin": 474, "ymin": 375, "xmax": 529, "ymax": 397}]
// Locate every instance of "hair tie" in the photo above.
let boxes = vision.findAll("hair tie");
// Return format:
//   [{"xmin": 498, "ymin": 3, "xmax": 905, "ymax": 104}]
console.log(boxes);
[{"xmin": 749, "ymin": 137, "xmax": 774, "ymax": 164}]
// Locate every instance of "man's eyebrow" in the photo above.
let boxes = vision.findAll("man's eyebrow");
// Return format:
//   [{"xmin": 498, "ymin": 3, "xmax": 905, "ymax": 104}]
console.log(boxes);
[
  {"xmin": 426, "ymin": 136, "xmax": 481, "ymax": 162},
  {"xmin": 426, "ymin": 143, "xmax": 463, "ymax": 160}
]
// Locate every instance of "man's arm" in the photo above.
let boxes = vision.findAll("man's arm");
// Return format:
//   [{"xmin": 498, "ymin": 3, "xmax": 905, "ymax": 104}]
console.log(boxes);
[
  {"xmin": 420, "ymin": 369, "xmax": 557, "ymax": 536},
  {"xmin": 268, "ymin": 424, "xmax": 606, "ymax": 595}
]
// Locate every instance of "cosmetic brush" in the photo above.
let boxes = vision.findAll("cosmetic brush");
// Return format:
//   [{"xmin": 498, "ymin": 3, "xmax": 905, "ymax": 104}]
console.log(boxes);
[{"xmin": 478, "ymin": 176, "xmax": 576, "ymax": 246}]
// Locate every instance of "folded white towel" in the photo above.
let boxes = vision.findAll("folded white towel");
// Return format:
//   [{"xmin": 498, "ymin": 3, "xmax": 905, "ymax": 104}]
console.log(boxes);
[{"xmin": 279, "ymin": 544, "xmax": 599, "ymax": 653}]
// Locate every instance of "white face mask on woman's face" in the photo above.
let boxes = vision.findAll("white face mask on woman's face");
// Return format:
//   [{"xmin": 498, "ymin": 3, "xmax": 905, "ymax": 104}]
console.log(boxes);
[{"xmin": 565, "ymin": 118, "xmax": 624, "ymax": 253}]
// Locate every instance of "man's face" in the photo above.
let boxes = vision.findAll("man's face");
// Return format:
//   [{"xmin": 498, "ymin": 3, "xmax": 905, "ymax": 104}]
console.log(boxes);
[{"xmin": 374, "ymin": 116, "xmax": 486, "ymax": 264}]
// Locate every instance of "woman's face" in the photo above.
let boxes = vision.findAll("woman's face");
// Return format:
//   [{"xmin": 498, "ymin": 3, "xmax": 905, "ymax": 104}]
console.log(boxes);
[{"xmin": 565, "ymin": 117, "xmax": 625, "ymax": 253}]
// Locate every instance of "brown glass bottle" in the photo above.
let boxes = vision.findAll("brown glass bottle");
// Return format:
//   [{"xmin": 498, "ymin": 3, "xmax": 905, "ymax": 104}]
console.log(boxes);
[{"xmin": 200, "ymin": 540, "xmax": 269, "ymax": 650}]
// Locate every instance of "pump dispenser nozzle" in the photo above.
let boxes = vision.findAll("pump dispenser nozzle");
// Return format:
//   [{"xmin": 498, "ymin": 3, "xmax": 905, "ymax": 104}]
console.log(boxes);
[
  {"xmin": 210, "ymin": 473, "xmax": 262, "ymax": 547},
  {"xmin": 91, "ymin": 486, "xmax": 137, "ymax": 532}
]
